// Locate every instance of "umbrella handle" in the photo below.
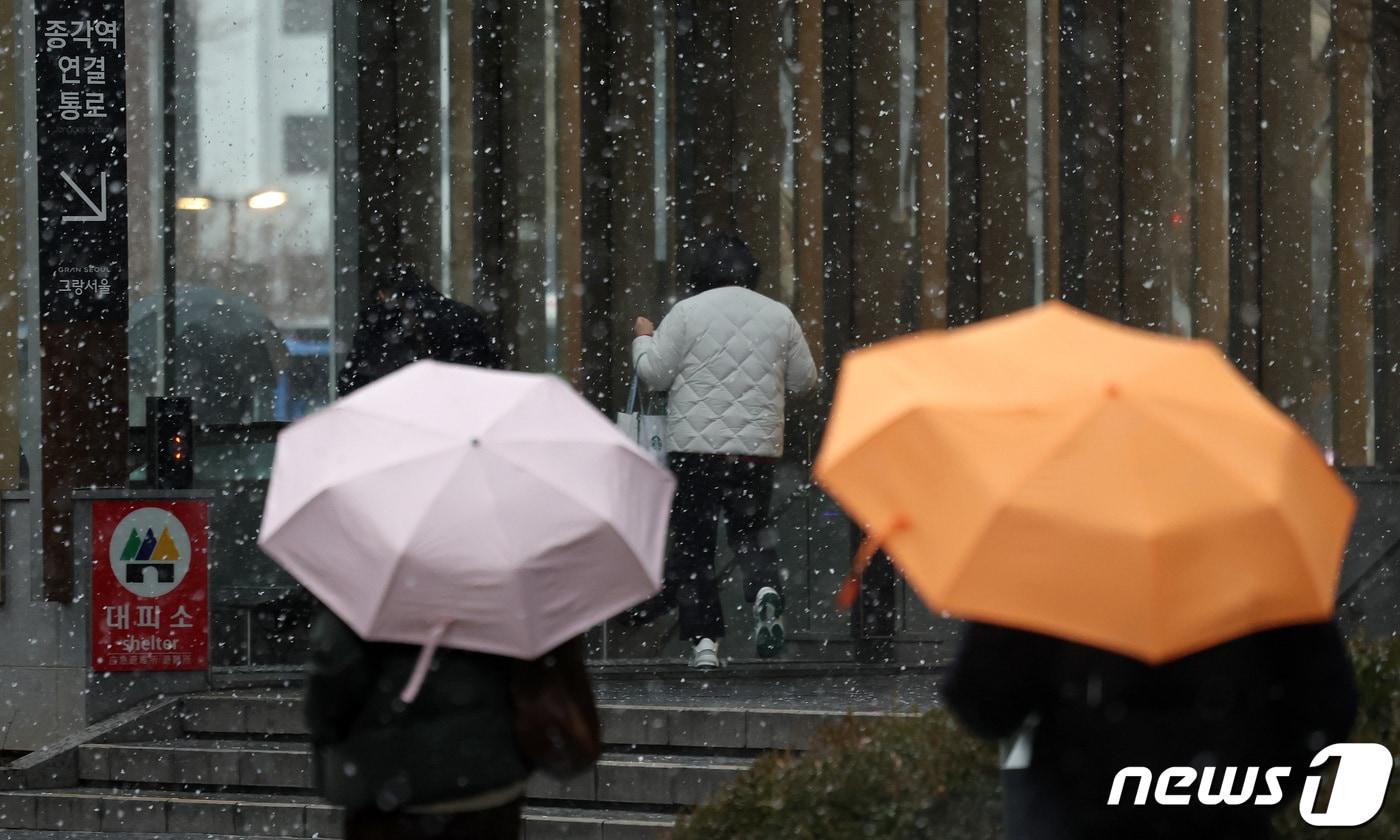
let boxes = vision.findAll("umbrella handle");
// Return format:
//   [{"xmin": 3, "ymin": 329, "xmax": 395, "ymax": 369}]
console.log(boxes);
[
  {"xmin": 400, "ymin": 621, "xmax": 452, "ymax": 705},
  {"xmin": 835, "ymin": 516, "xmax": 909, "ymax": 611}
]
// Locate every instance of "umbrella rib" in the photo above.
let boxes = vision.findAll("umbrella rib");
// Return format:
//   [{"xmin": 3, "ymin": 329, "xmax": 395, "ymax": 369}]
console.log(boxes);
[
  {"xmin": 472, "ymin": 376, "xmax": 556, "ymax": 444},
  {"xmin": 327, "ymin": 400, "xmax": 484, "ymax": 445},
  {"xmin": 479, "ymin": 440, "xmax": 658, "ymax": 578},
  {"xmin": 367, "ymin": 444, "xmax": 495, "ymax": 633},
  {"xmin": 1128, "ymin": 400, "xmax": 1338, "ymax": 612},
  {"xmin": 926, "ymin": 398, "xmax": 1106, "ymax": 623},
  {"xmin": 471, "ymin": 446, "xmax": 652, "ymax": 655}
]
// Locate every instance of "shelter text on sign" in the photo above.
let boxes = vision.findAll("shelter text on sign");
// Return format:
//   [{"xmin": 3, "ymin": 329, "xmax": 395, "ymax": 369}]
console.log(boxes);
[{"xmin": 91, "ymin": 501, "xmax": 208, "ymax": 672}]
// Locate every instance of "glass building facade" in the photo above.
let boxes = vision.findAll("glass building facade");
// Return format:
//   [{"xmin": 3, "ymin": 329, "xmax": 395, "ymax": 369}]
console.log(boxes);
[{"xmin": 0, "ymin": 0, "xmax": 1394, "ymax": 698}]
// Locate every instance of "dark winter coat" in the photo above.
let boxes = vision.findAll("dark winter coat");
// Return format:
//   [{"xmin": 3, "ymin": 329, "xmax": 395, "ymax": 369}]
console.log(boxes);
[
  {"xmin": 943, "ymin": 620, "xmax": 1357, "ymax": 840},
  {"xmin": 338, "ymin": 272, "xmax": 503, "ymax": 396},
  {"xmin": 304, "ymin": 609, "xmax": 529, "ymax": 811}
]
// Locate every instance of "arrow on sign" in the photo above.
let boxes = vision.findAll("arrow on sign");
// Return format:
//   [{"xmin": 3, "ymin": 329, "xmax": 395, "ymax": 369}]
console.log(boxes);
[{"xmin": 60, "ymin": 171, "xmax": 107, "ymax": 223}]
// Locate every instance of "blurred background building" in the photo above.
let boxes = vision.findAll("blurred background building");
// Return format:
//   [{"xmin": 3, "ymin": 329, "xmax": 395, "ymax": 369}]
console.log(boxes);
[{"xmin": 0, "ymin": 0, "xmax": 1397, "ymax": 746}]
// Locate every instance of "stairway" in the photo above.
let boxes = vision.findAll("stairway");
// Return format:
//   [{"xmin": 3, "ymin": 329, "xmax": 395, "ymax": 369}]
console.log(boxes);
[{"xmin": 0, "ymin": 686, "xmax": 894, "ymax": 838}]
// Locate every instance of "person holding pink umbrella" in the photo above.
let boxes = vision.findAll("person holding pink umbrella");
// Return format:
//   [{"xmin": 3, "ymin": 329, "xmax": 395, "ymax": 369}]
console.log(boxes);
[{"xmin": 264, "ymin": 323, "xmax": 675, "ymax": 836}]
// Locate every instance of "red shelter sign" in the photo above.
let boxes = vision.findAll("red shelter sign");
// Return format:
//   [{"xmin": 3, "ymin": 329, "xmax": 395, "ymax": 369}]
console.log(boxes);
[{"xmin": 91, "ymin": 501, "xmax": 209, "ymax": 672}]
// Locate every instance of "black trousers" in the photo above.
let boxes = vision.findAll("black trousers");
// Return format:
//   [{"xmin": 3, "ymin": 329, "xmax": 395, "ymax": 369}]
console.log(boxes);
[{"xmin": 658, "ymin": 452, "xmax": 783, "ymax": 643}]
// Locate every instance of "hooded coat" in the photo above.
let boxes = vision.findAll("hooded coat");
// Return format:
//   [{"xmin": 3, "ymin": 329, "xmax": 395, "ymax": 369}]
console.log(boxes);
[
  {"xmin": 631, "ymin": 285, "xmax": 818, "ymax": 457},
  {"xmin": 338, "ymin": 270, "xmax": 502, "ymax": 396}
]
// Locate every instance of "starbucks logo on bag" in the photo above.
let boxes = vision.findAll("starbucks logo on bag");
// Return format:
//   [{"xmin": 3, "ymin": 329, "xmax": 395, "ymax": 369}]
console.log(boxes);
[{"xmin": 109, "ymin": 507, "xmax": 192, "ymax": 598}]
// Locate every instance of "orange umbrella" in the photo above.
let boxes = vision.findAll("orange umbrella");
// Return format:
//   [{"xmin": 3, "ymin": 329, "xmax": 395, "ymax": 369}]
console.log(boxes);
[{"xmin": 814, "ymin": 302, "xmax": 1355, "ymax": 664}]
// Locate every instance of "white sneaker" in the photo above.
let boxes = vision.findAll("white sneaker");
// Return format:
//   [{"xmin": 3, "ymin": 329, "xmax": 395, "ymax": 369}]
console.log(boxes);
[
  {"xmin": 689, "ymin": 638, "xmax": 720, "ymax": 670},
  {"xmin": 754, "ymin": 586, "xmax": 785, "ymax": 658}
]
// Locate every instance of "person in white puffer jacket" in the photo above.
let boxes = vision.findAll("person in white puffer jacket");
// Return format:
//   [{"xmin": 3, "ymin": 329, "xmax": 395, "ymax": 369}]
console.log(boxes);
[{"xmin": 629, "ymin": 232, "xmax": 818, "ymax": 669}]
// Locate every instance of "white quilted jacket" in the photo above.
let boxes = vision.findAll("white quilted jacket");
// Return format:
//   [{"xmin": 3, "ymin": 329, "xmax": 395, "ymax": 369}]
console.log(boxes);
[{"xmin": 632, "ymin": 286, "xmax": 819, "ymax": 457}]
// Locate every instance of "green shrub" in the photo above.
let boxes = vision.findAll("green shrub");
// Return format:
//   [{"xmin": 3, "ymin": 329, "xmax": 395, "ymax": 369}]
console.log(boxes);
[
  {"xmin": 673, "ymin": 710, "xmax": 1000, "ymax": 840},
  {"xmin": 1273, "ymin": 634, "xmax": 1400, "ymax": 839},
  {"xmin": 677, "ymin": 635, "xmax": 1400, "ymax": 840}
]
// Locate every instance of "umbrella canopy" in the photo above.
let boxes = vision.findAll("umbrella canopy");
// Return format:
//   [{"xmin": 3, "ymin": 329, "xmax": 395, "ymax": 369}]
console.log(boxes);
[
  {"xmin": 259, "ymin": 361, "xmax": 675, "ymax": 686},
  {"xmin": 814, "ymin": 302, "xmax": 1355, "ymax": 664},
  {"xmin": 130, "ymin": 285, "xmax": 287, "ymax": 424}
]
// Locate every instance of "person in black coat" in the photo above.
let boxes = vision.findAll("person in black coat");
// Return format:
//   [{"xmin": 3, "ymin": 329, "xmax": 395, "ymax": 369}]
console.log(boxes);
[
  {"xmin": 338, "ymin": 264, "xmax": 503, "ymax": 396},
  {"xmin": 306, "ymin": 611, "xmax": 530, "ymax": 840},
  {"xmin": 943, "ymin": 620, "xmax": 1357, "ymax": 840},
  {"xmin": 316, "ymin": 273, "xmax": 530, "ymax": 838}
]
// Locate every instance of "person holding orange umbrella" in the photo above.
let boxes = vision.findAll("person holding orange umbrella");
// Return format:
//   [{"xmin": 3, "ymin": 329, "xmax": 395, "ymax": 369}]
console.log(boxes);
[{"xmin": 815, "ymin": 302, "xmax": 1358, "ymax": 839}]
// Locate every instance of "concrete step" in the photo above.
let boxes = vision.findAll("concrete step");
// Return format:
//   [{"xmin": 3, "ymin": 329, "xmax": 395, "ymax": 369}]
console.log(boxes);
[
  {"xmin": 79, "ymin": 739, "xmax": 750, "ymax": 807},
  {"xmin": 0, "ymin": 789, "xmax": 673, "ymax": 839},
  {"xmin": 79, "ymin": 739, "xmax": 313, "ymax": 790},
  {"xmin": 0, "ymin": 788, "xmax": 338, "ymax": 837},
  {"xmin": 177, "ymin": 691, "xmax": 873, "ymax": 752}
]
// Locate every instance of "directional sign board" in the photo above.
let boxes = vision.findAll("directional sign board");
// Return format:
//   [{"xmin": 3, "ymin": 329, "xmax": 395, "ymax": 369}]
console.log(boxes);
[{"xmin": 35, "ymin": 0, "xmax": 127, "ymax": 323}]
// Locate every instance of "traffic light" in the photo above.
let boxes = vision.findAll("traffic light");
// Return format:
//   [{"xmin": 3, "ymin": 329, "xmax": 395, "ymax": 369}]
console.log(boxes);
[{"xmin": 146, "ymin": 397, "xmax": 194, "ymax": 489}]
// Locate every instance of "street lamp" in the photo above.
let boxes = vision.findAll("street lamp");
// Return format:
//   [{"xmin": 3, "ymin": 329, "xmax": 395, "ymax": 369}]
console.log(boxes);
[
  {"xmin": 246, "ymin": 190, "xmax": 288, "ymax": 211},
  {"xmin": 175, "ymin": 188, "xmax": 289, "ymax": 262}
]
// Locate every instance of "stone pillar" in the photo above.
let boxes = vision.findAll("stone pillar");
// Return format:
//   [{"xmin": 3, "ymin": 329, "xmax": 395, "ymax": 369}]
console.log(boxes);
[
  {"xmin": 1375, "ymin": 0, "xmax": 1400, "ymax": 466},
  {"xmin": 609, "ymin": 0, "xmax": 665, "ymax": 407},
  {"xmin": 977, "ymin": 0, "xmax": 1032, "ymax": 318},
  {"xmin": 1122, "ymin": 0, "xmax": 1188, "ymax": 332},
  {"xmin": 1193, "ymin": 0, "xmax": 1230, "ymax": 348},
  {"xmin": 1333, "ymin": 0, "xmax": 1375, "ymax": 465},
  {"xmin": 917, "ymin": 0, "xmax": 949, "ymax": 329},
  {"xmin": 733, "ymin": 0, "xmax": 788, "ymax": 302},
  {"xmin": 1060, "ymin": 0, "xmax": 1123, "ymax": 319},
  {"xmin": 1259, "ymin": 0, "xmax": 1323, "ymax": 429}
]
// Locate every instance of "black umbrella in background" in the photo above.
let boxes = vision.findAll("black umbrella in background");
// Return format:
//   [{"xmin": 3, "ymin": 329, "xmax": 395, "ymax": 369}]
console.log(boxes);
[{"xmin": 130, "ymin": 285, "xmax": 287, "ymax": 425}]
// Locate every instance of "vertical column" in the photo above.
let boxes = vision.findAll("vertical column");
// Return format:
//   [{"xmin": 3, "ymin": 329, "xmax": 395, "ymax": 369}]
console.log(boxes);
[
  {"xmin": 851, "ymin": 3, "xmax": 912, "ymax": 343},
  {"xmin": 1376, "ymin": 0, "xmax": 1400, "ymax": 466},
  {"xmin": 673, "ymin": 1, "xmax": 734, "ymax": 261},
  {"xmin": 1193, "ymin": 0, "xmax": 1230, "ymax": 348},
  {"xmin": 1122, "ymin": 0, "xmax": 1183, "ymax": 331},
  {"xmin": 578, "ymin": 0, "xmax": 614, "ymax": 407},
  {"xmin": 850, "ymin": 1, "xmax": 908, "ymax": 662},
  {"xmin": 917, "ymin": 0, "xmax": 949, "ymax": 329},
  {"xmin": 822, "ymin": 0, "xmax": 855, "ymax": 370},
  {"xmin": 977, "ymin": 0, "xmax": 1032, "ymax": 317},
  {"xmin": 447, "ymin": 0, "xmax": 474, "ymax": 303},
  {"xmin": 331, "ymin": 0, "xmax": 364, "ymax": 370},
  {"xmin": 472, "ymin": 1, "xmax": 511, "ymax": 359},
  {"xmin": 1228, "ymin": 0, "xmax": 1263, "ymax": 380},
  {"xmin": 609, "ymin": 0, "xmax": 662, "ymax": 406},
  {"xmin": 1042, "ymin": 0, "xmax": 1061, "ymax": 302},
  {"xmin": 946, "ymin": 0, "xmax": 981, "ymax": 325},
  {"xmin": 1334, "ymin": 0, "xmax": 1374, "ymax": 465},
  {"xmin": 0, "ymin": 0, "xmax": 20, "ymax": 489},
  {"xmin": 557, "ymin": 0, "xmax": 585, "ymax": 384},
  {"xmin": 1259, "ymin": 0, "xmax": 1320, "ymax": 427},
  {"xmin": 1059, "ymin": 0, "xmax": 1122, "ymax": 319},
  {"xmin": 349, "ymin": 0, "xmax": 402, "ymax": 302},
  {"xmin": 794, "ymin": 0, "xmax": 825, "ymax": 360},
  {"xmin": 395, "ymin": 0, "xmax": 444, "ymax": 286},
  {"xmin": 734, "ymin": 1, "xmax": 788, "ymax": 302},
  {"xmin": 499, "ymin": 0, "xmax": 551, "ymax": 373}
]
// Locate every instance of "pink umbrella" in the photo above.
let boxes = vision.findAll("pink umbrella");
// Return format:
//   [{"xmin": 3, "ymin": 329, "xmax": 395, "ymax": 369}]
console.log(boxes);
[{"xmin": 259, "ymin": 361, "xmax": 675, "ymax": 701}]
